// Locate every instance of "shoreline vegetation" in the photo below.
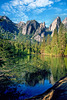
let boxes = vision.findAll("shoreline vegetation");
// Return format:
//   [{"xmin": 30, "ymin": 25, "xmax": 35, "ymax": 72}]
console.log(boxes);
[
  {"xmin": 40, "ymin": 23, "xmax": 67, "ymax": 57},
  {"xmin": 0, "ymin": 23, "xmax": 67, "ymax": 58},
  {"xmin": 25, "ymin": 76, "xmax": 67, "ymax": 100}
]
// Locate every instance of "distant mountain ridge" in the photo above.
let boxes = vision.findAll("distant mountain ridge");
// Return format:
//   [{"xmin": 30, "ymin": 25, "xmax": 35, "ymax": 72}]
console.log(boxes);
[
  {"xmin": 0, "ymin": 15, "xmax": 67, "ymax": 41},
  {"xmin": 0, "ymin": 16, "xmax": 19, "ymax": 34}
]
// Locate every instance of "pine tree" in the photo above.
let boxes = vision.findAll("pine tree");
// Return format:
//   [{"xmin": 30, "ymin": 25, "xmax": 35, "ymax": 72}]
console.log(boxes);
[
  {"xmin": 51, "ymin": 28, "xmax": 58, "ymax": 55},
  {"xmin": 46, "ymin": 34, "xmax": 51, "ymax": 46},
  {"xmin": 64, "ymin": 44, "xmax": 67, "ymax": 56},
  {"xmin": 58, "ymin": 23, "xmax": 66, "ymax": 56},
  {"xmin": 45, "ymin": 34, "xmax": 51, "ymax": 54},
  {"xmin": 41, "ymin": 36, "xmax": 45, "ymax": 53}
]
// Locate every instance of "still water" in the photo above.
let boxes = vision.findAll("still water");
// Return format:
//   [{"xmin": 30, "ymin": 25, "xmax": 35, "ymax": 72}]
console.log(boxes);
[{"xmin": 0, "ymin": 55, "xmax": 67, "ymax": 100}]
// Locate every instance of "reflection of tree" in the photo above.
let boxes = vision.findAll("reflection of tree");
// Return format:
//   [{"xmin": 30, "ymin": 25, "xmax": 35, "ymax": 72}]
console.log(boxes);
[
  {"xmin": 0, "ymin": 74, "xmax": 13, "ymax": 97},
  {"xmin": 0, "ymin": 55, "xmax": 50, "ymax": 84},
  {"xmin": 0, "ymin": 58, "xmax": 5, "ymax": 67},
  {"xmin": 0, "ymin": 55, "xmax": 67, "ymax": 86},
  {"xmin": 50, "ymin": 57, "xmax": 67, "ymax": 82},
  {"xmin": 38, "ymin": 55, "xmax": 67, "ymax": 82},
  {"xmin": 25, "ymin": 70, "xmax": 51, "ymax": 86}
]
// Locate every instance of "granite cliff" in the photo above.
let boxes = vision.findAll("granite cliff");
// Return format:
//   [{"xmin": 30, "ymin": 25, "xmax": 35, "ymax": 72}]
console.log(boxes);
[
  {"xmin": 49, "ymin": 16, "xmax": 61, "ymax": 37},
  {"xmin": 0, "ymin": 16, "xmax": 67, "ymax": 41},
  {"xmin": 62, "ymin": 17, "xmax": 67, "ymax": 29},
  {"xmin": 21, "ymin": 20, "xmax": 40, "ymax": 35},
  {"xmin": 18, "ymin": 20, "xmax": 46, "ymax": 42}
]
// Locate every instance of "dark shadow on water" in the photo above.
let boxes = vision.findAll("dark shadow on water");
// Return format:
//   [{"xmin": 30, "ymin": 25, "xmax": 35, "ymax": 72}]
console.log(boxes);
[
  {"xmin": 25, "ymin": 69, "xmax": 51, "ymax": 86},
  {"xmin": 0, "ymin": 69, "xmax": 52, "ymax": 100}
]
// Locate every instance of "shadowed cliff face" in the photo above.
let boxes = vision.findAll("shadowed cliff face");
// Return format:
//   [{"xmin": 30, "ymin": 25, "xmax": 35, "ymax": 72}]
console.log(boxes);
[
  {"xmin": 21, "ymin": 20, "xmax": 40, "ymax": 35},
  {"xmin": 0, "ymin": 16, "xmax": 19, "ymax": 33}
]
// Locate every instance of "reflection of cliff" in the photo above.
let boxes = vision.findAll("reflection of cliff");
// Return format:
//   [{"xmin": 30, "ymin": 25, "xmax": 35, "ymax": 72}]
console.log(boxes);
[
  {"xmin": 39, "ymin": 55, "xmax": 67, "ymax": 83},
  {"xmin": 25, "ymin": 70, "xmax": 51, "ymax": 86},
  {"xmin": 49, "ymin": 74, "xmax": 55, "ymax": 85}
]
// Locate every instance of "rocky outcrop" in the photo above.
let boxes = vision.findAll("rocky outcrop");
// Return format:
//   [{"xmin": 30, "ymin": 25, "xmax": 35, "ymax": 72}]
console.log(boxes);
[
  {"xmin": 17, "ymin": 21, "xmax": 25, "ymax": 29},
  {"xmin": 33, "ymin": 22, "xmax": 46, "ymax": 42},
  {"xmin": 1, "ymin": 15, "xmax": 66, "ymax": 42},
  {"xmin": 62, "ymin": 17, "xmax": 67, "ymax": 29},
  {"xmin": 21, "ymin": 20, "xmax": 40, "ymax": 35},
  {"xmin": 25, "ymin": 76, "xmax": 67, "ymax": 100},
  {"xmin": 49, "ymin": 16, "xmax": 61, "ymax": 37},
  {"xmin": 34, "ymin": 35, "xmax": 42, "ymax": 42},
  {"xmin": 21, "ymin": 21, "xmax": 46, "ymax": 42},
  {"xmin": 0, "ymin": 16, "xmax": 19, "ymax": 33}
]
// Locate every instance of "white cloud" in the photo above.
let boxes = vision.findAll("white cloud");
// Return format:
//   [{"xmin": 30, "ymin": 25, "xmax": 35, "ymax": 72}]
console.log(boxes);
[
  {"xmin": 60, "ymin": 13, "xmax": 67, "ymax": 16},
  {"xmin": 55, "ymin": 0, "xmax": 61, "ymax": 2},
  {"xmin": 54, "ymin": 7, "xmax": 62, "ymax": 12},
  {"xmin": 2, "ymin": 0, "xmax": 53, "ymax": 10},
  {"xmin": 59, "ymin": 2, "xmax": 66, "ymax": 5},
  {"xmin": 23, "ymin": 0, "xmax": 34, "ymax": 4},
  {"xmin": 55, "ymin": 13, "xmax": 67, "ymax": 16},
  {"xmin": 1, "ymin": 0, "xmax": 53, "ymax": 22},
  {"xmin": 49, "ymin": 7, "xmax": 62, "ymax": 12},
  {"xmin": 28, "ymin": 0, "xmax": 53, "ymax": 9},
  {"xmin": 34, "ymin": 8, "xmax": 46, "ymax": 14}
]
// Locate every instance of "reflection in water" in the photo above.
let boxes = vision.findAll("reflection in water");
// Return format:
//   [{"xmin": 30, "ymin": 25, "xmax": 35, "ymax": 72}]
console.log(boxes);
[
  {"xmin": 25, "ymin": 69, "xmax": 51, "ymax": 86},
  {"xmin": 0, "ymin": 55, "xmax": 67, "ymax": 99}
]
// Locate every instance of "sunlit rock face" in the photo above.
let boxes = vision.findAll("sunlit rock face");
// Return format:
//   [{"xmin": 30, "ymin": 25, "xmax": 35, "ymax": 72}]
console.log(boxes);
[
  {"xmin": 1, "ymin": 15, "xmax": 67, "ymax": 42},
  {"xmin": 62, "ymin": 17, "xmax": 67, "ymax": 29},
  {"xmin": 49, "ymin": 16, "xmax": 61, "ymax": 37},
  {"xmin": 17, "ymin": 21, "xmax": 25, "ymax": 29},
  {"xmin": 40, "ymin": 22, "xmax": 45, "ymax": 28},
  {"xmin": 21, "ymin": 20, "xmax": 46, "ymax": 42},
  {"xmin": 34, "ymin": 35, "xmax": 42, "ymax": 42},
  {"xmin": 21, "ymin": 20, "xmax": 40, "ymax": 35}
]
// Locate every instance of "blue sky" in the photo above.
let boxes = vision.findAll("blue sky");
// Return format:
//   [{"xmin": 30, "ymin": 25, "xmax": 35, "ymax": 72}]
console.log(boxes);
[{"xmin": 0, "ymin": 0, "xmax": 67, "ymax": 26}]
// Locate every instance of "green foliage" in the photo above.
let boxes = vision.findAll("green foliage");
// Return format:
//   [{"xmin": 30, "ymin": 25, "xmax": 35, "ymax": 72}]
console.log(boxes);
[
  {"xmin": 0, "ymin": 26, "xmax": 14, "ymax": 39},
  {"xmin": 0, "ymin": 55, "xmax": 67, "ymax": 84},
  {"xmin": 51, "ymin": 28, "xmax": 58, "ymax": 55},
  {"xmin": 0, "ymin": 23, "xmax": 67, "ymax": 57},
  {"xmin": 64, "ymin": 44, "xmax": 67, "ymax": 56},
  {"xmin": 46, "ymin": 34, "xmax": 51, "ymax": 46},
  {"xmin": 45, "ymin": 34, "xmax": 51, "ymax": 54},
  {"xmin": 0, "ymin": 26, "xmax": 41, "ymax": 58},
  {"xmin": 40, "ymin": 23, "xmax": 67, "ymax": 56},
  {"xmin": 58, "ymin": 23, "xmax": 66, "ymax": 56},
  {"xmin": 65, "ymin": 32, "xmax": 67, "ymax": 43},
  {"xmin": 41, "ymin": 36, "xmax": 45, "ymax": 53}
]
